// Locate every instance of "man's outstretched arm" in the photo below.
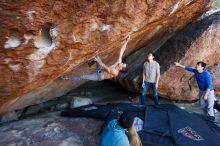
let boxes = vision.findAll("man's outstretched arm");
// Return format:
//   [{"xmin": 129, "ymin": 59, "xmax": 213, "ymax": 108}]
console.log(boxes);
[
  {"xmin": 175, "ymin": 62, "xmax": 197, "ymax": 73},
  {"xmin": 116, "ymin": 35, "xmax": 130, "ymax": 64},
  {"xmin": 175, "ymin": 62, "xmax": 185, "ymax": 68}
]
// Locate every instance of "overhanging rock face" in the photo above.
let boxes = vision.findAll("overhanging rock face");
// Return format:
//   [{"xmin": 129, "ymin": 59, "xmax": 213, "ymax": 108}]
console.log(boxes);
[
  {"xmin": 0, "ymin": 0, "xmax": 210, "ymax": 113},
  {"xmin": 118, "ymin": 11, "xmax": 220, "ymax": 101}
]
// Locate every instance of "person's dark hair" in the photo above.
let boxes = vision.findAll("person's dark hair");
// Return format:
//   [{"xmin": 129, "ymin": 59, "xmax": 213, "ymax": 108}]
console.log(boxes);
[
  {"xmin": 118, "ymin": 112, "xmax": 134, "ymax": 129},
  {"xmin": 197, "ymin": 61, "xmax": 206, "ymax": 69},
  {"xmin": 147, "ymin": 52, "xmax": 154, "ymax": 57}
]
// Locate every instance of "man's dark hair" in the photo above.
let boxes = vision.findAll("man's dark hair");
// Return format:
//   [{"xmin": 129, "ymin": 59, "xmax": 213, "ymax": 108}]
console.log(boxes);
[
  {"xmin": 197, "ymin": 61, "xmax": 206, "ymax": 69},
  {"xmin": 118, "ymin": 112, "xmax": 134, "ymax": 129},
  {"xmin": 147, "ymin": 52, "xmax": 154, "ymax": 57}
]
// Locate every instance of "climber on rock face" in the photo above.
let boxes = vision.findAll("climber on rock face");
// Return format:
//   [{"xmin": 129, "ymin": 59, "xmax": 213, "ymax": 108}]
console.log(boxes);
[{"xmin": 60, "ymin": 35, "xmax": 130, "ymax": 81}]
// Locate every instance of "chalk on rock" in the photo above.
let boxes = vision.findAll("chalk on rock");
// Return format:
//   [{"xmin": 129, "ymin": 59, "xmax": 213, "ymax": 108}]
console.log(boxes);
[
  {"xmin": 71, "ymin": 97, "xmax": 93, "ymax": 108},
  {"xmin": 4, "ymin": 30, "xmax": 21, "ymax": 49},
  {"xmin": 34, "ymin": 27, "xmax": 53, "ymax": 49}
]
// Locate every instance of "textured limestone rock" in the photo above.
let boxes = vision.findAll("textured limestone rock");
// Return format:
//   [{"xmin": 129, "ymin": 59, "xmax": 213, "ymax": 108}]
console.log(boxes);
[
  {"xmin": 0, "ymin": 112, "xmax": 103, "ymax": 146},
  {"xmin": 0, "ymin": 0, "xmax": 211, "ymax": 113},
  {"xmin": 118, "ymin": 11, "xmax": 220, "ymax": 100}
]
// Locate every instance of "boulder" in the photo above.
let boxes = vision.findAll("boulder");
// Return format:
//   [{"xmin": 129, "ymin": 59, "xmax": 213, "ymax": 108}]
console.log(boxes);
[
  {"xmin": 0, "ymin": 112, "xmax": 103, "ymax": 146},
  {"xmin": 0, "ymin": 0, "xmax": 211, "ymax": 113}
]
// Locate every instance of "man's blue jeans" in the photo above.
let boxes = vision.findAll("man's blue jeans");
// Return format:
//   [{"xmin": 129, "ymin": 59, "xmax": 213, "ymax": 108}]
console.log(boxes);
[{"xmin": 140, "ymin": 81, "xmax": 159, "ymax": 105}]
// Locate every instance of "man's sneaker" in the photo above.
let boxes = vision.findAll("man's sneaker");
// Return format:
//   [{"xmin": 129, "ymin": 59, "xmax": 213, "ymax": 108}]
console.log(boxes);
[
  {"xmin": 60, "ymin": 76, "xmax": 69, "ymax": 80},
  {"xmin": 86, "ymin": 59, "xmax": 96, "ymax": 67}
]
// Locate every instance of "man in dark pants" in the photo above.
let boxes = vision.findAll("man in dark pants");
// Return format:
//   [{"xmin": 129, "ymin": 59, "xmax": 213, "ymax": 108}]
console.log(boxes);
[{"xmin": 140, "ymin": 53, "xmax": 160, "ymax": 105}]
